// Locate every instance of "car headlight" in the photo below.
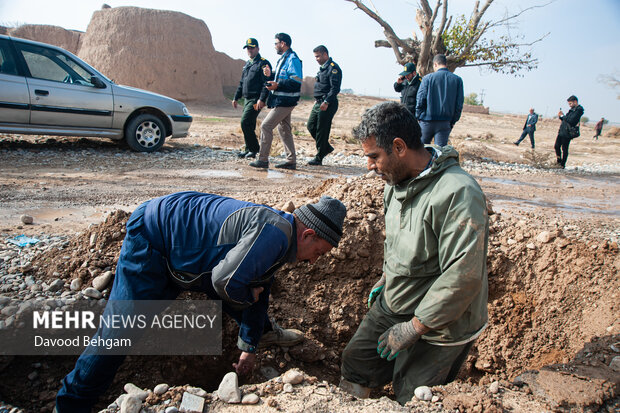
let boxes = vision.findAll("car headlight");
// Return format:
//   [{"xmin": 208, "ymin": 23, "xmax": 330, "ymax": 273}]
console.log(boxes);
[{"xmin": 182, "ymin": 106, "xmax": 190, "ymax": 116}]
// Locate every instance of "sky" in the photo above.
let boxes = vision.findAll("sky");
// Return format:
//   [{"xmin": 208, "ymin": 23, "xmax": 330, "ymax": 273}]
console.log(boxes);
[{"xmin": 1, "ymin": 0, "xmax": 619, "ymax": 123}]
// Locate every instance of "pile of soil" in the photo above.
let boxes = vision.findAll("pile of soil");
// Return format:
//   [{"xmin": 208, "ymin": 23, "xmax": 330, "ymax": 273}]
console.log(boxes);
[{"xmin": 12, "ymin": 175, "xmax": 620, "ymax": 411}]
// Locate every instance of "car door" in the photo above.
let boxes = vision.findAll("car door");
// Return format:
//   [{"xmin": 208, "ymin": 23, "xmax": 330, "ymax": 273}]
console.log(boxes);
[
  {"xmin": 15, "ymin": 41, "xmax": 114, "ymax": 129},
  {"xmin": 0, "ymin": 38, "xmax": 30, "ymax": 125}
]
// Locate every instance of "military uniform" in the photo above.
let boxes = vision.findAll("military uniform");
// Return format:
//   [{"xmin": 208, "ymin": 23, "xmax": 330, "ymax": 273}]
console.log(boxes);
[
  {"xmin": 393, "ymin": 74, "xmax": 421, "ymax": 116},
  {"xmin": 234, "ymin": 51, "xmax": 272, "ymax": 155},
  {"xmin": 307, "ymin": 57, "xmax": 342, "ymax": 163}
]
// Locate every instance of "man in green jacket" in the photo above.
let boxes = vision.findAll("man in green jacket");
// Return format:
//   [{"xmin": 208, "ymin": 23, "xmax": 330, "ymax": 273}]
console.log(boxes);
[{"xmin": 340, "ymin": 101, "xmax": 489, "ymax": 404}]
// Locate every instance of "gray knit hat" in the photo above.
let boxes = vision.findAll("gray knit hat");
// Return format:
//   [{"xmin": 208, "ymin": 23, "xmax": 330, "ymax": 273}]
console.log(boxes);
[{"xmin": 295, "ymin": 196, "xmax": 346, "ymax": 247}]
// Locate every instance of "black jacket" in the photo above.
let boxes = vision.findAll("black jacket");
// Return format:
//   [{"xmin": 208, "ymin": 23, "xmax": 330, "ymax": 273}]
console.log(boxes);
[
  {"xmin": 558, "ymin": 105, "xmax": 584, "ymax": 138},
  {"xmin": 234, "ymin": 53, "xmax": 272, "ymax": 102},
  {"xmin": 313, "ymin": 58, "xmax": 342, "ymax": 104},
  {"xmin": 394, "ymin": 74, "xmax": 421, "ymax": 115}
]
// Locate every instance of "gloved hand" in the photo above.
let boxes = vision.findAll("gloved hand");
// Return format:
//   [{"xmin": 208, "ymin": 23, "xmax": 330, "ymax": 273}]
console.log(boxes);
[
  {"xmin": 377, "ymin": 319, "xmax": 421, "ymax": 361},
  {"xmin": 367, "ymin": 274, "xmax": 386, "ymax": 308}
]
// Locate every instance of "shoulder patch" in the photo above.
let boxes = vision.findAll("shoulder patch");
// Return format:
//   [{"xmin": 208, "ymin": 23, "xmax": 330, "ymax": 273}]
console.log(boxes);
[
  {"xmin": 261, "ymin": 58, "xmax": 265, "ymax": 60},
  {"xmin": 332, "ymin": 69, "xmax": 338, "ymax": 74},
  {"xmin": 330, "ymin": 62, "xmax": 335, "ymax": 66}
]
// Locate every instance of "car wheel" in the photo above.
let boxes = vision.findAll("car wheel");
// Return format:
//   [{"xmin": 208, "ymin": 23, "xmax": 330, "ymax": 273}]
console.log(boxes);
[{"xmin": 125, "ymin": 114, "xmax": 166, "ymax": 152}]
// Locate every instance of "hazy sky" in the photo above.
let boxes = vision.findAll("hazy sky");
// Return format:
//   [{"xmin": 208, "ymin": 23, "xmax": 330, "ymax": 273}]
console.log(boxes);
[{"xmin": 1, "ymin": 0, "xmax": 619, "ymax": 122}]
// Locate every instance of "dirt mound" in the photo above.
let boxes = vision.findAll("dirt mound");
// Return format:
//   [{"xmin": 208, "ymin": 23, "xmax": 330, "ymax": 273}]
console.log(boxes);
[
  {"xmin": 3, "ymin": 24, "xmax": 83, "ymax": 54},
  {"xmin": 26, "ymin": 176, "xmax": 620, "ymax": 411},
  {"xmin": 607, "ymin": 127, "xmax": 620, "ymax": 139},
  {"xmin": 77, "ymin": 6, "xmax": 227, "ymax": 103}
]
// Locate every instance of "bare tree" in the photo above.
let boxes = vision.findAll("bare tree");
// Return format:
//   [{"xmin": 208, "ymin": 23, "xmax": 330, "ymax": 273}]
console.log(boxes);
[
  {"xmin": 598, "ymin": 72, "xmax": 620, "ymax": 99},
  {"xmin": 345, "ymin": 0, "xmax": 550, "ymax": 76}
]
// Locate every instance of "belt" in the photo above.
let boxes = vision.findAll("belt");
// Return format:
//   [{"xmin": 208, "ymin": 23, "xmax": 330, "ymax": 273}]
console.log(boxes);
[{"xmin": 164, "ymin": 258, "xmax": 210, "ymax": 289}]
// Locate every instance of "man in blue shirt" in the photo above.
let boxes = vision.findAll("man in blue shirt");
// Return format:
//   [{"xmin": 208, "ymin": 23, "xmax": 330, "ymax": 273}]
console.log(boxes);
[
  {"xmin": 514, "ymin": 108, "xmax": 539, "ymax": 148},
  {"xmin": 55, "ymin": 192, "xmax": 346, "ymax": 412},
  {"xmin": 415, "ymin": 54, "xmax": 464, "ymax": 147}
]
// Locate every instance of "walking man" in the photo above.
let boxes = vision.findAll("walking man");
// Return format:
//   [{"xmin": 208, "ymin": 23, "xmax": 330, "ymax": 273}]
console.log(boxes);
[
  {"xmin": 340, "ymin": 102, "xmax": 488, "ymax": 404},
  {"xmin": 393, "ymin": 62, "xmax": 421, "ymax": 116},
  {"xmin": 514, "ymin": 108, "xmax": 539, "ymax": 148},
  {"xmin": 249, "ymin": 33, "xmax": 303, "ymax": 170},
  {"xmin": 593, "ymin": 117, "xmax": 604, "ymax": 140},
  {"xmin": 56, "ymin": 191, "xmax": 346, "ymax": 412},
  {"xmin": 307, "ymin": 45, "xmax": 342, "ymax": 166},
  {"xmin": 232, "ymin": 38, "xmax": 272, "ymax": 159},
  {"xmin": 554, "ymin": 95, "xmax": 584, "ymax": 169},
  {"xmin": 415, "ymin": 54, "xmax": 464, "ymax": 146}
]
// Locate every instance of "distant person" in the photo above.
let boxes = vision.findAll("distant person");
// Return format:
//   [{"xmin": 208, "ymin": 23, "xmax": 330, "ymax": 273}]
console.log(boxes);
[
  {"xmin": 307, "ymin": 45, "xmax": 342, "ymax": 166},
  {"xmin": 415, "ymin": 54, "xmax": 464, "ymax": 147},
  {"xmin": 593, "ymin": 117, "xmax": 604, "ymax": 140},
  {"xmin": 554, "ymin": 95, "xmax": 584, "ymax": 169},
  {"xmin": 514, "ymin": 108, "xmax": 539, "ymax": 148},
  {"xmin": 232, "ymin": 38, "xmax": 272, "ymax": 159},
  {"xmin": 249, "ymin": 32, "xmax": 303, "ymax": 170},
  {"xmin": 393, "ymin": 62, "xmax": 421, "ymax": 117}
]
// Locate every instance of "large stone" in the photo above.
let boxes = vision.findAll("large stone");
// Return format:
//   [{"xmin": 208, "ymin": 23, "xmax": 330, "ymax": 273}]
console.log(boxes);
[
  {"xmin": 83, "ymin": 287, "xmax": 102, "ymax": 299},
  {"xmin": 536, "ymin": 231, "xmax": 554, "ymax": 243},
  {"xmin": 120, "ymin": 395, "xmax": 142, "ymax": 413},
  {"xmin": 92, "ymin": 271, "xmax": 113, "ymax": 291},
  {"xmin": 610, "ymin": 356, "xmax": 620, "ymax": 372},
  {"xmin": 241, "ymin": 393, "xmax": 260, "ymax": 405},
  {"xmin": 179, "ymin": 391, "xmax": 205, "ymax": 412},
  {"xmin": 123, "ymin": 383, "xmax": 149, "ymax": 401},
  {"xmin": 217, "ymin": 372, "xmax": 241, "ymax": 403},
  {"xmin": 414, "ymin": 385, "xmax": 432, "ymax": 401},
  {"xmin": 154, "ymin": 383, "xmax": 169, "ymax": 395},
  {"xmin": 70, "ymin": 278, "xmax": 83, "ymax": 291},
  {"xmin": 20, "ymin": 214, "xmax": 34, "ymax": 224},
  {"xmin": 282, "ymin": 369, "xmax": 304, "ymax": 385},
  {"xmin": 47, "ymin": 279, "xmax": 65, "ymax": 292}
]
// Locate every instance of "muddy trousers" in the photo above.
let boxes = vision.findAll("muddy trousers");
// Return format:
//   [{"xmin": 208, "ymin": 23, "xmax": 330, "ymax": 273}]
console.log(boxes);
[
  {"xmin": 240, "ymin": 98, "xmax": 261, "ymax": 153},
  {"xmin": 554, "ymin": 134, "xmax": 571, "ymax": 167},
  {"xmin": 341, "ymin": 293, "xmax": 474, "ymax": 405},
  {"xmin": 306, "ymin": 99, "xmax": 338, "ymax": 159},
  {"xmin": 55, "ymin": 203, "xmax": 269, "ymax": 413},
  {"xmin": 258, "ymin": 106, "xmax": 296, "ymax": 163}
]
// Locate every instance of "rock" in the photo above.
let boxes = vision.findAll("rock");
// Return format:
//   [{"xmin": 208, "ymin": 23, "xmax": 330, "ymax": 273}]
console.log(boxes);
[
  {"xmin": 27, "ymin": 371, "xmax": 38, "ymax": 380},
  {"xmin": 83, "ymin": 287, "xmax": 102, "ymax": 299},
  {"xmin": 241, "ymin": 393, "xmax": 259, "ymax": 404},
  {"xmin": 120, "ymin": 395, "xmax": 142, "ymax": 413},
  {"xmin": 536, "ymin": 231, "xmax": 554, "ymax": 243},
  {"xmin": 347, "ymin": 210, "xmax": 363, "ymax": 220},
  {"xmin": 89, "ymin": 233, "xmax": 98, "ymax": 247},
  {"xmin": 217, "ymin": 372, "xmax": 241, "ymax": 403},
  {"xmin": 283, "ymin": 383, "xmax": 294, "ymax": 393},
  {"xmin": 367, "ymin": 213, "xmax": 377, "ymax": 221},
  {"xmin": 154, "ymin": 383, "xmax": 169, "ymax": 395},
  {"xmin": 282, "ymin": 369, "xmax": 304, "ymax": 385},
  {"xmin": 47, "ymin": 279, "xmax": 65, "ymax": 292},
  {"xmin": 165, "ymin": 407, "xmax": 179, "ymax": 413},
  {"xmin": 92, "ymin": 271, "xmax": 113, "ymax": 291},
  {"xmin": 489, "ymin": 381, "xmax": 500, "ymax": 394},
  {"xmin": 611, "ymin": 342, "xmax": 620, "ymax": 353},
  {"xmin": 610, "ymin": 356, "xmax": 620, "ymax": 372},
  {"xmin": 180, "ymin": 391, "xmax": 205, "ymax": 412},
  {"xmin": 70, "ymin": 278, "xmax": 83, "ymax": 291},
  {"xmin": 20, "ymin": 214, "xmax": 34, "ymax": 224},
  {"xmin": 186, "ymin": 386, "xmax": 207, "ymax": 397},
  {"xmin": 414, "ymin": 385, "xmax": 432, "ymax": 401},
  {"xmin": 431, "ymin": 395, "xmax": 440, "ymax": 403},
  {"xmin": 123, "ymin": 383, "xmax": 149, "ymax": 401},
  {"xmin": 281, "ymin": 201, "xmax": 296, "ymax": 213},
  {"xmin": 526, "ymin": 243, "xmax": 536, "ymax": 250}
]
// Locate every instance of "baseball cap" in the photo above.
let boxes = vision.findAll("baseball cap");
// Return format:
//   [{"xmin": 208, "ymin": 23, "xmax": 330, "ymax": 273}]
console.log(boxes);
[
  {"xmin": 399, "ymin": 62, "xmax": 416, "ymax": 76},
  {"xmin": 243, "ymin": 38, "xmax": 258, "ymax": 49}
]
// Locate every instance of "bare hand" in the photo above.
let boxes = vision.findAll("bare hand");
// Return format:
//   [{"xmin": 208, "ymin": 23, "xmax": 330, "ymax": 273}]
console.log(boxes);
[
  {"xmin": 232, "ymin": 100, "xmax": 238, "ymax": 109},
  {"xmin": 558, "ymin": 111, "xmax": 564, "ymax": 117},
  {"xmin": 263, "ymin": 65, "xmax": 271, "ymax": 77},
  {"xmin": 266, "ymin": 81, "xmax": 278, "ymax": 91},
  {"xmin": 251, "ymin": 287, "xmax": 264, "ymax": 302},
  {"xmin": 319, "ymin": 102, "xmax": 329, "ymax": 111},
  {"xmin": 233, "ymin": 351, "xmax": 256, "ymax": 376},
  {"xmin": 256, "ymin": 100, "xmax": 265, "ymax": 110},
  {"xmin": 397, "ymin": 76, "xmax": 404, "ymax": 84}
]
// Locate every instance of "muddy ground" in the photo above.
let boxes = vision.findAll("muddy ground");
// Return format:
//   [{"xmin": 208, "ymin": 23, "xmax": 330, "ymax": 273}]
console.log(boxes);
[{"xmin": 0, "ymin": 95, "xmax": 618, "ymax": 412}]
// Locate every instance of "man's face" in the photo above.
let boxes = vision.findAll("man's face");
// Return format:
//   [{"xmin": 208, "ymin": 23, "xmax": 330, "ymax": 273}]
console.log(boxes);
[
  {"xmin": 314, "ymin": 51, "xmax": 328, "ymax": 65},
  {"xmin": 246, "ymin": 46, "xmax": 259, "ymax": 59},
  {"xmin": 274, "ymin": 39, "xmax": 285, "ymax": 55},
  {"xmin": 568, "ymin": 100, "xmax": 578, "ymax": 109},
  {"xmin": 529, "ymin": 108, "xmax": 534, "ymax": 115},
  {"xmin": 362, "ymin": 136, "xmax": 407, "ymax": 185},
  {"xmin": 296, "ymin": 231, "xmax": 333, "ymax": 264},
  {"xmin": 405, "ymin": 72, "xmax": 415, "ymax": 81}
]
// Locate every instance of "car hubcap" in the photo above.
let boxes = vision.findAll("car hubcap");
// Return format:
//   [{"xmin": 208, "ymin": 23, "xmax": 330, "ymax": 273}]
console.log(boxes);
[{"xmin": 136, "ymin": 121, "xmax": 161, "ymax": 148}]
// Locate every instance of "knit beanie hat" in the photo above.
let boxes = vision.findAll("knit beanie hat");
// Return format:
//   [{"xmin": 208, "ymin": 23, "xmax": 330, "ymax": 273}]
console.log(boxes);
[{"xmin": 294, "ymin": 196, "xmax": 346, "ymax": 247}]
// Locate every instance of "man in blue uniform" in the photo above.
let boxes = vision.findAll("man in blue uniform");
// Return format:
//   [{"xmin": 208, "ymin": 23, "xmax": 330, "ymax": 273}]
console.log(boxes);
[
  {"xmin": 55, "ymin": 192, "xmax": 346, "ymax": 412},
  {"xmin": 306, "ymin": 45, "xmax": 342, "ymax": 166},
  {"xmin": 393, "ymin": 62, "xmax": 421, "ymax": 117},
  {"xmin": 233, "ymin": 38, "xmax": 272, "ymax": 159}
]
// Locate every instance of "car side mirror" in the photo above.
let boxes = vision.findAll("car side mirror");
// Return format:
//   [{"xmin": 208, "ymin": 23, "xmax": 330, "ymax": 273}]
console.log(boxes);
[{"xmin": 91, "ymin": 76, "xmax": 106, "ymax": 89}]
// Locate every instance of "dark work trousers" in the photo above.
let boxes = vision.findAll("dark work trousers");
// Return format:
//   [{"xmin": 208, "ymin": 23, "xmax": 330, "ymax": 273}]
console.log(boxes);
[
  {"xmin": 56, "ymin": 203, "xmax": 269, "ymax": 412},
  {"xmin": 307, "ymin": 99, "xmax": 338, "ymax": 159},
  {"xmin": 419, "ymin": 120, "xmax": 452, "ymax": 147},
  {"xmin": 240, "ymin": 98, "xmax": 261, "ymax": 153},
  {"xmin": 341, "ymin": 292, "xmax": 474, "ymax": 405},
  {"xmin": 554, "ymin": 134, "xmax": 571, "ymax": 167},
  {"xmin": 516, "ymin": 127, "xmax": 535, "ymax": 148}
]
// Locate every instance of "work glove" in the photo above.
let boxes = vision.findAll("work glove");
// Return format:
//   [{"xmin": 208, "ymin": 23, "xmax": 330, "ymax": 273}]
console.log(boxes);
[
  {"xmin": 377, "ymin": 319, "xmax": 421, "ymax": 361},
  {"xmin": 367, "ymin": 274, "xmax": 386, "ymax": 308}
]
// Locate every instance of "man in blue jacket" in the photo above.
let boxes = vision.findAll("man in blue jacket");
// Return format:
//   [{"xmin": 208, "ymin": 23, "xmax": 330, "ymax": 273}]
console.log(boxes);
[
  {"xmin": 415, "ymin": 54, "xmax": 464, "ymax": 147},
  {"xmin": 250, "ymin": 32, "xmax": 303, "ymax": 170},
  {"xmin": 55, "ymin": 192, "xmax": 346, "ymax": 412},
  {"xmin": 514, "ymin": 108, "xmax": 538, "ymax": 148}
]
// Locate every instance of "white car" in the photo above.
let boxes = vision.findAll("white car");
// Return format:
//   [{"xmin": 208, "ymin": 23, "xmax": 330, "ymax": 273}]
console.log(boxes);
[{"xmin": 0, "ymin": 34, "xmax": 192, "ymax": 152}]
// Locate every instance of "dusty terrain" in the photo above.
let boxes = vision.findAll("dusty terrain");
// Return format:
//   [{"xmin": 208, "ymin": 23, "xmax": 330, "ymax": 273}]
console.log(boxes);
[{"xmin": 0, "ymin": 95, "xmax": 619, "ymax": 412}]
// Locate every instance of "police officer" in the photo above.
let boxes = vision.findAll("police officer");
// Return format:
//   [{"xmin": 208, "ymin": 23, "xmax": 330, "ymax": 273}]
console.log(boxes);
[
  {"xmin": 306, "ymin": 45, "xmax": 342, "ymax": 166},
  {"xmin": 233, "ymin": 38, "xmax": 273, "ymax": 159},
  {"xmin": 393, "ymin": 62, "xmax": 421, "ymax": 117}
]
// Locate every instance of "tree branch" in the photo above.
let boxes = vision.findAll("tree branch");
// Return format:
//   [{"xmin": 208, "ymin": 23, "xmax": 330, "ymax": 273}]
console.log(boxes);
[{"xmin": 487, "ymin": 0, "xmax": 555, "ymax": 29}]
